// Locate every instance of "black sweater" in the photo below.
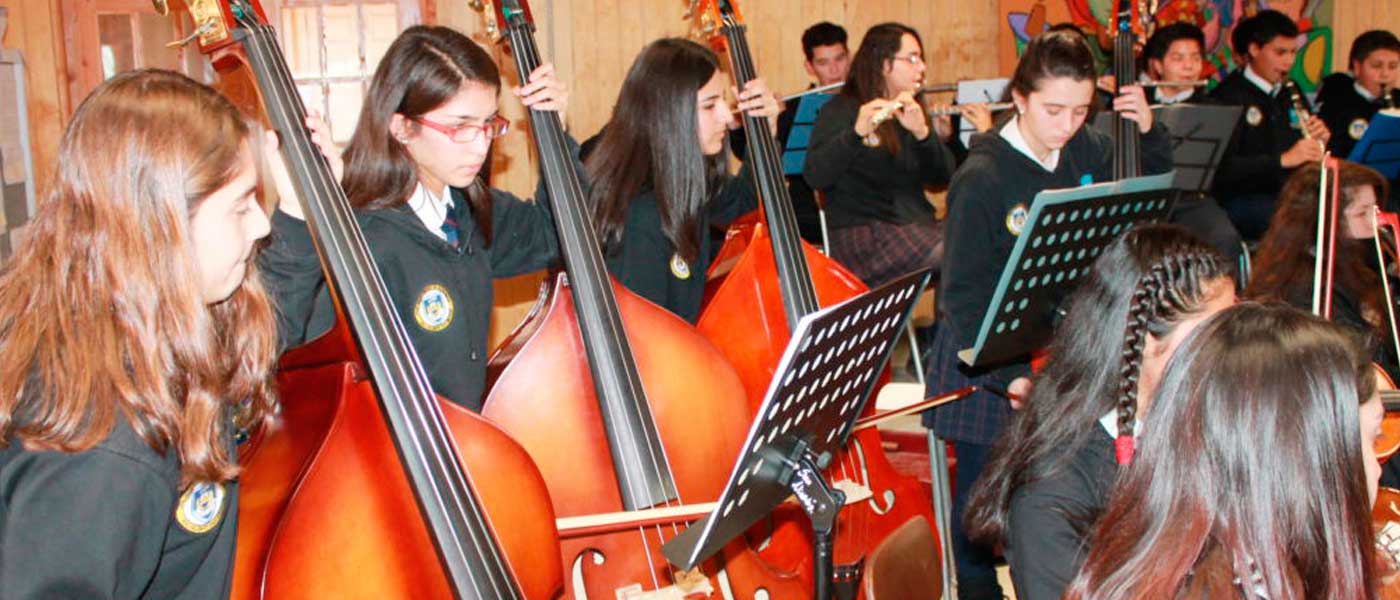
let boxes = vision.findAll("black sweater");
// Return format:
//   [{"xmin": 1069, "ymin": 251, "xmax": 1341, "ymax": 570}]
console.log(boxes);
[
  {"xmin": 604, "ymin": 168, "xmax": 757, "ymax": 323},
  {"xmin": 260, "ymin": 184, "xmax": 558, "ymax": 411},
  {"xmin": 802, "ymin": 94, "xmax": 957, "ymax": 228},
  {"xmin": 1208, "ymin": 69, "xmax": 1304, "ymax": 201},
  {"xmin": 0, "ymin": 418, "xmax": 239, "ymax": 599},
  {"xmin": 1317, "ymin": 72, "xmax": 1400, "ymax": 159},
  {"xmin": 1005, "ymin": 429, "xmax": 1118, "ymax": 600},
  {"xmin": 940, "ymin": 121, "xmax": 1173, "ymax": 354}
]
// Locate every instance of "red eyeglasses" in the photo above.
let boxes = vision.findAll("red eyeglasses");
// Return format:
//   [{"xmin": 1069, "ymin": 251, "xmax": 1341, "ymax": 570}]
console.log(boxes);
[{"xmin": 411, "ymin": 114, "xmax": 510, "ymax": 143}]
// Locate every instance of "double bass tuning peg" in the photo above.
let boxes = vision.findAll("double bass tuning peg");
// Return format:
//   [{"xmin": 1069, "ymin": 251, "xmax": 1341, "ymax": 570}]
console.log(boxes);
[{"xmin": 166, "ymin": 19, "xmax": 215, "ymax": 49}]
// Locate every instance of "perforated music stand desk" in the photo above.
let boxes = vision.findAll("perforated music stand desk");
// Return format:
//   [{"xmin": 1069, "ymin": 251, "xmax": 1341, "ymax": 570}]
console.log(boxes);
[
  {"xmin": 1349, "ymin": 109, "xmax": 1400, "ymax": 180},
  {"xmin": 1091, "ymin": 105, "xmax": 1240, "ymax": 192},
  {"xmin": 958, "ymin": 172, "xmax": 1176, "ymax": 368},
  {"xmin": 662, "ymin": 269, "xmax": 931, "ymax": 597}
]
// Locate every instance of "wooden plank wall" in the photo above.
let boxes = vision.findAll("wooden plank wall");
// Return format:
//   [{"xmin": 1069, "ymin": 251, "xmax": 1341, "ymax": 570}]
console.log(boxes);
[
  {"xmin": 1331, "ymin": 1, "xmax": 1400, "ymax": 72},
  {"xmin": 434, "ymin": 0, "xmax": 1003, "ymax": 343},
  {"xmin": 0, "ymin": 0, "xmax": 68, "ymax": 196},
  {"xmin": 435, "ymin": 0, "xmax": 1003, "ymax": 199}
]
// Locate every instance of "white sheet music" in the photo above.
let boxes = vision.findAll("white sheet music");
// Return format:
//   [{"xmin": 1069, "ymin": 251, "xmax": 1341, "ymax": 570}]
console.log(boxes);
[{"xmin": 956, "ymin": 78, "xmax": 1010, "ymax": 147}]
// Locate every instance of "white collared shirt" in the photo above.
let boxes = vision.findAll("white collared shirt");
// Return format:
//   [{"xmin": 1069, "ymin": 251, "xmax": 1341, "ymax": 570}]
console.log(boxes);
[
  {"xmin": 406, "ymin": 181, "xmax": 454, "ymax": 241},
  {"xmin": 1099, "ymin": 409, "xmax": 1143, "ymax": 439},
  {"xmin": 1000, "ymin": 116, "xmax": 1060, "ymax": 172},
  {"xmin": 1154, "ymin": 86, "xmax": 1196, "ymax": 105},
  {"xmin": 1355, "ymin": 80, "xmax": 1379, "ymax": 103},
  {"xmin": 1243, "ymin": 64, "xmax": 1280, "ymax": 97}
]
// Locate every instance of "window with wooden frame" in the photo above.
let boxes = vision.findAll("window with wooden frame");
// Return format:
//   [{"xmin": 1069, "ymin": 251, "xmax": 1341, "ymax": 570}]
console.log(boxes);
[
  {"xmin": 62, "ymin": 0, "xmax": 422, "ymax": 144},
  {"xmin": 272, "ymin": 0, "xmax": 421, "ymax": 143}
]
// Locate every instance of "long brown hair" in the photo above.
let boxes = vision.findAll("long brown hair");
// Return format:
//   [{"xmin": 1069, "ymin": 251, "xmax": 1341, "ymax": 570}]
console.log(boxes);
[
  {"xmin": 1065, "ymin": 303, "xmax": 1376, "ymax": 600},
  {"xmin": 1246, "ymin": 161, "xmax": 1390, "ymax": 324},
  {"xmin": 341, "ymin": 25, "xmax": 501, "ymax": 243},
  {"xmin": 0, "ymin": 69, "xmax": 278, "ymax": 485},
  {"xmin": 585, "ymin": 38, "xmax": 726, "ymax": 264},
  {"xmin": 843, "ymin": 22, "xmax": 924, "ymax": 156}
]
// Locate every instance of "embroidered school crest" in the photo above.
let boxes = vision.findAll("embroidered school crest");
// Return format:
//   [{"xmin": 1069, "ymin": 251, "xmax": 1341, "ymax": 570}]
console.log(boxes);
[
  {"xmin": 1005, "ymin": 204, "xmax": 1029, "ymax": 236},
  {"xmin": 1349, "ymin": 118, "xmax": 1369, "ymax": 140},
  {"xmin": 1245, "ymin": 105, "xmax": 1263, "ymax": 127},
  {"xmin": 670, "ymin": 253, "xmax": 691, "ymax": 280},
  {"xmin": 414, "ymin": 284, "xmax": 454, "ymax": 332},
  {"xmin": 175, "ymin": 482, "xmax": 226, "ymax": 534}
]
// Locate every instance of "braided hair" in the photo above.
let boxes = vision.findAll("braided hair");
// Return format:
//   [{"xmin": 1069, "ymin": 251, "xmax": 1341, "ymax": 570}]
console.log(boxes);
[
  {"xmin": 965, "ymin": 224, "xmax": 1230, "ymax": 545},
  {"xmin": 1115, "ymin": 247, "xmax": 1228, "ymax": 464}
]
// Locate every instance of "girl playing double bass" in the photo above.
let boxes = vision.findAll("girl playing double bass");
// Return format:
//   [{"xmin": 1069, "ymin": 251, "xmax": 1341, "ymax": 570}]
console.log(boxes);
[
  {"xmin": 262, "ymin": 25, "xmax": 571, "ymax": 411},
  {"xmin": 584, "ymin": 37, "xmax": 780, "ymax": 323}
]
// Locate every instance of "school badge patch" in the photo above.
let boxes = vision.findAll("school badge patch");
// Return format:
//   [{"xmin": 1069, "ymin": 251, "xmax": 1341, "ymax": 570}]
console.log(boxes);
[
  {"xmin": 1245, "ymin": 105, "xmax": 1263, "ymax": 127},
  {"xmin": 1349, "ymin": 118, "xmax": 1369, "ymax": 140},
  {"xmin": 670, "ymin": 253, "xmax": 691, "ymax": 280},
  {"xmin": 1005, "ymin": 204, "xmax": 1029, "ymax": 236},
  {"xmin": 414, "ymin": 284, "xmax": 454, "ymax": 332},
  {"xmin": 175, "ymin": 482, "xmax": 226, "ymax": 534}
]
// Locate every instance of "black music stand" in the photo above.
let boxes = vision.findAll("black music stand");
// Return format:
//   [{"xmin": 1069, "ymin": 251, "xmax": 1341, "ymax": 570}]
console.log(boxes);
[
  {"xmin": 1349, "ymin": 109, "xmax": 1400, "ymax": 180},
  {"xmin": 958, "ymin": 172, "xmax": 1176, "ymax": 368},
  {"xmin": 1091, "ymin": 104, "xmax": 1240, "ymax": 192},
  {"xmin": 662, "ymin": 269, "xmax": 932, "ymax": 600}
]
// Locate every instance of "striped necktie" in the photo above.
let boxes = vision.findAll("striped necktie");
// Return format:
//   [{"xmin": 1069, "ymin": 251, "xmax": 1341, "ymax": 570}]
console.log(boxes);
[{"xmin": 440, "ymin": 200, "xmax": 460, "ymax": 248}]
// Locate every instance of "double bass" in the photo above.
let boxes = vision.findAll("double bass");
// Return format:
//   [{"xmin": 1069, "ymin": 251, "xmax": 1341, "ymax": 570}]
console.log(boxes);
[
  {"xmin": 690, "ymin": 0, "xmax": 944, "ymax": 593},
  {"xmin": 168, "ymin": 1, "xmax": 564, "ymax": 597},
  {"xmin": 477, "ymin": 1, "xmax": 808, "ymax": 597},
  {"xmin": 1109, "ymin": 0, "xmax": 1146, "ymax": 182}
]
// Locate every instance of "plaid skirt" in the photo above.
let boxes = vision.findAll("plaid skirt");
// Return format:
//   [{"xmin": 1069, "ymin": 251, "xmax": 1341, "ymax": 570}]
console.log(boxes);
[
  {"xmin": 829, "ymin": 219, "xmax": 942, "ymax": 288},
  {"xmin": 922, "ymin": 317, "xmax": 1028, "ymax": 445}
]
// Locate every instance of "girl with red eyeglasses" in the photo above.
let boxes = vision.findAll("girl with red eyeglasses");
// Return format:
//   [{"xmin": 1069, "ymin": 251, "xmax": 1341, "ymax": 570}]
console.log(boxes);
[{"xmin": 261, "ymin": 25, "xmax": 571, "ymax": 411}]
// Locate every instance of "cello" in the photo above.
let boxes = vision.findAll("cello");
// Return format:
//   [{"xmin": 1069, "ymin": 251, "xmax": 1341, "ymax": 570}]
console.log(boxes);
[
  {"xmin": 168, "ymin": 1, "xmax": 564, "ymax": 597},
  {"xmin": 477, "ymin": 1, "xmax": 807, "ymax": 597},
  {"xmin": 689, "ymin": 0, "xmax": 944, "ymax": 594}
]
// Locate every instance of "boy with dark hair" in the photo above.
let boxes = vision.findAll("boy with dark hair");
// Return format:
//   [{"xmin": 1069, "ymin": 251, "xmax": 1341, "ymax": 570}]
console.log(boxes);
[
  {"xmin": 1317, "ymin": 30, "xmax": 1400, "ymax": 159},
  {"xmin": 1209, "ymin": 9, "xmax": 1330, "ymax": 240},
  {"xmin": 774, "ymin": 21, "xmax": 851, "ymax": 244},
  {"xmin": 800, "ymin": 21, "xmax": 849, "ymax": 87},
  {"xmin": 1143, "ymin": 22, "xmax": 1207, "ymax": 104},
  {"xmin": 1141, "ymin": 21, "xmax": 1243, "ymax": 267}
]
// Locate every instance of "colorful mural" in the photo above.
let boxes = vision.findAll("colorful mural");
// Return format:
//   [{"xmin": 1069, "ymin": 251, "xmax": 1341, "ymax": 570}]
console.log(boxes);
[{"xmin": 997, "ymin": 0, "xmax": 1334, "ymax": 92}]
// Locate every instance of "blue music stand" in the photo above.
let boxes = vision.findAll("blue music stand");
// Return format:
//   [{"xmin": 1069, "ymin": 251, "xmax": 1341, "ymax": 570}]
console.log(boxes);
[
  {"xmin": 782, "ymin": 93, "xmax": 836, "ymax": 176},
  {"xmin": 1348, "ymin": 109, "xmax": 1400, "ymax": 180}
]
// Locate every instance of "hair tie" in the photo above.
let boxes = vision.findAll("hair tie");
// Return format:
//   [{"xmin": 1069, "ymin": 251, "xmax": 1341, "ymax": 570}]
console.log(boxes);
[{"xmin": 1115, "ymin": 434, "xmax": 1135, "ymax": 465}]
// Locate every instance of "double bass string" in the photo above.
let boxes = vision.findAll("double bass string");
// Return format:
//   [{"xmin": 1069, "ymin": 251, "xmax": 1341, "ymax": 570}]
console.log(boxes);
[{"xmin": 500, "ymin": 6, "xmax": 684, "ymax": 585}]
